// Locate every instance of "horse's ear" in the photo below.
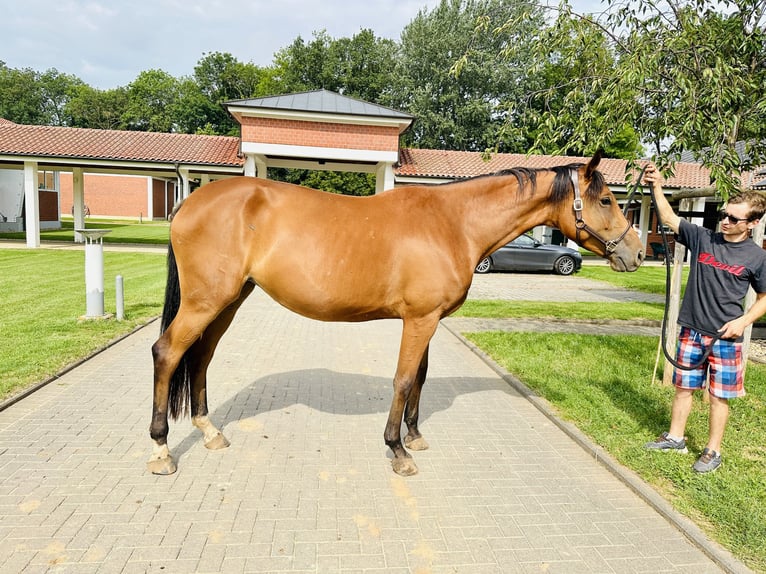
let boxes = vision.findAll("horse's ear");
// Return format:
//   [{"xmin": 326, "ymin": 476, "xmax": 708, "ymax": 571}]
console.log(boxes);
[{"xmin": 585, "ymin": 149, "xmax": 603, "ymax": 179}]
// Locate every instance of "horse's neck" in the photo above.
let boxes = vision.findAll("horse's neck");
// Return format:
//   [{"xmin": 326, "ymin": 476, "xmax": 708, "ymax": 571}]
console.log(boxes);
[{"xmin": 449, "ymin": 175, "xmax": 555, "ymax": 255}]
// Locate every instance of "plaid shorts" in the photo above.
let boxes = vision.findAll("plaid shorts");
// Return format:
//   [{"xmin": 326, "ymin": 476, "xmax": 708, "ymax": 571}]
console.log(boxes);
[{"xmin": 673, "ymin": 327, "xmax": 745, "ymax": 399}]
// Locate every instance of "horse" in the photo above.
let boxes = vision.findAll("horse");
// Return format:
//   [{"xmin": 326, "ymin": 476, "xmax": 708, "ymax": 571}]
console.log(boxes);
[{"xmin": 148, "ymin": 152, "xmax": 643, "ymax": 477}]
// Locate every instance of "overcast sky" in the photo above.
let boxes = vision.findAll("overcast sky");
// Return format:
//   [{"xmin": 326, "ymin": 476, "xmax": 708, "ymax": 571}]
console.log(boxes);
[{"xmin": 1, "ymin": 0, "xmax": 605, "ymax": 90}]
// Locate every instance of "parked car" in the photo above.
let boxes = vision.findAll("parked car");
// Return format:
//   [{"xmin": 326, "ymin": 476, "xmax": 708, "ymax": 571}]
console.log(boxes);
[{"xmin": 475, "ymin": 234, "xmax": 582, "ymax": 275}]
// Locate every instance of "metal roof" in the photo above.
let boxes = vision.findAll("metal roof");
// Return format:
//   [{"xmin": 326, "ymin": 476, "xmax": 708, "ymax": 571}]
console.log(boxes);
[{"xmin": 226, "ymin": 89, "xmax": 413, "ymax": 120}]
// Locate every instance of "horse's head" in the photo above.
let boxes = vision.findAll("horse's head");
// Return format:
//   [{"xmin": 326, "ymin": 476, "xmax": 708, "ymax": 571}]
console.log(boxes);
[{"xmin": 556, "ymin": 153, "xmax": 643, "ymax": 271}]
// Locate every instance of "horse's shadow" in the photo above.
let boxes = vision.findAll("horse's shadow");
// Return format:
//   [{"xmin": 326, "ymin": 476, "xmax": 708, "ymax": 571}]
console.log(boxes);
[{"xmin": 170, "ymin": 368, "xmax": 504, "ymax": 461}]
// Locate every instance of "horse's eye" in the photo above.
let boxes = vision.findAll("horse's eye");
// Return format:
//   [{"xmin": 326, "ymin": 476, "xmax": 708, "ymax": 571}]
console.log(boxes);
[{"xmin": 600, "ymin": 197, "xmax": 612, "ymax": 206}]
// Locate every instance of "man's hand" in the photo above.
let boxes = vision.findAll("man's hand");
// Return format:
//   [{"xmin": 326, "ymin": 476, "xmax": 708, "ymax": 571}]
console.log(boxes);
[{"xmin": 718, "ymin": 317, "xmax": 749, "ymax": 340}]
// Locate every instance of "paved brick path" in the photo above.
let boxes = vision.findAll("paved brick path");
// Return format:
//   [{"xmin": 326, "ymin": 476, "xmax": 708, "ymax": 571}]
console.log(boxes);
[{"xmin": 0, "ymin": 272, "xmax": 751, "ymax": 573}]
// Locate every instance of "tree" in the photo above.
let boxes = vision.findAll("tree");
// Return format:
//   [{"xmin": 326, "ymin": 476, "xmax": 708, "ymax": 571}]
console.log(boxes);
[
  {"xmin": 192, "ymin": 52, "xmax": 274, "ymax": 135},
  {"xmin": 273, "ymin": 168, "xmax": 376, "ymax": 196},
  {"xmin": 501, "ymin": 0, "xmax": 766, "ymax": 195},
  {"xmin": 271, "ymin": 29, "xmax": 398, "ymax": 102},
  {"xmin": 391, "ymin": 0, "xmax": 546, "ymax": 152},
  {"xmin": 471, "ymin": 12, "xmax": 642, "ymax": 158},
  {"xmin": 64, "ymin": 84, "xmax": 129, "ymax": 130},
  {"xmin": 122, "ymin": 69, "xmax": 181, "ymax": 132},
  {"xmin": 0, "ymin": 63, "xmax": 83, "ymax": 126}
]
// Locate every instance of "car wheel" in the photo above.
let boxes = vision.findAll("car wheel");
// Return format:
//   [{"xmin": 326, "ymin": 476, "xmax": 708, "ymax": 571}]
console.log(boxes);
[
  {"xmin": 554, "ymin": 255, "xmax": 576, "ymax": 276},
  {"xmin": 475, "ymin": 257, "xmax": 492, "ymax": 273}
]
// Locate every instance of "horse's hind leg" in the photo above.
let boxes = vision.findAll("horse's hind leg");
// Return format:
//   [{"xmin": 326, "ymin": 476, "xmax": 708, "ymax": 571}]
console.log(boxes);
[
  {"xmin": 149, "ymin": 309, "xmax": 214, "ymax": 475},
  {"xmin": 403, "ymin": 345, "xmax": 430, "ymax": 452},
  {"xmin": 189, "ymin": 283, "xmax": 255, "ymax": 450},
  {"xmin": 148, "ymin": 284, "xmax": 250, "ymax": 475}
]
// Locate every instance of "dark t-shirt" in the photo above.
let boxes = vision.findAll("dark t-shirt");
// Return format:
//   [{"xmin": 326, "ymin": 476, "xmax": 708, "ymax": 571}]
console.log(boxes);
[{"xmin": 677, "ymin": 219, "xmax": 766, "ymax": 340}]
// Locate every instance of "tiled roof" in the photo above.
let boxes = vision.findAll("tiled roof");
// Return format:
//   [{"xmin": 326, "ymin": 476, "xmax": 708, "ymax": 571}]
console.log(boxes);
[
  {"xmin": 227, "ymin": 89, "xmax": 414, "ymax": 120},
  {"xmin": 395, "ymin": 148, "xmax": 717, "ymax": 189},
  {"xmin": 0, "ymin": 122, "xmax": 243, "ymax": 167}
]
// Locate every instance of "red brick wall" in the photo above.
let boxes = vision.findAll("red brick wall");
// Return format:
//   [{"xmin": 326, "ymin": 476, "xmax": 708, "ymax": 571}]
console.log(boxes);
[
  {"xmin": 241, "ymin": 117, "xmax": 400, "ymax": 152},
  {"xmin": 59, "ymin": 174, "xmax": 173, "ymax": 219}
]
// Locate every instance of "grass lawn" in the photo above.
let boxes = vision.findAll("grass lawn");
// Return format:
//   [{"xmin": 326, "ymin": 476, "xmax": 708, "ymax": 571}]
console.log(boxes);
[
  {"xmin": 0, "ymin": 217, "xmax": 170, "ymax": 244},
  {"xmin": 0, "ymin": 249, "xmax": 167, "ymax": 399}
]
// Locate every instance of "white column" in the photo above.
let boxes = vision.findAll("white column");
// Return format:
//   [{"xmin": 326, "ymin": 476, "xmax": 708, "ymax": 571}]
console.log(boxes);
[
  {"xmin": 690, "ymin": 197, "xmax": 706, "ymax": 226},
  {"xmin": 178, "ymin": 167, "xmax": 191, "ymax": 199},
  {"xmin": 24, "ymin": 161, "xmax": 40, "ymax": 248},
  {"xmin": 72, "ymin": 168, "xmax": 85, "ymax": 242},
  {"xmin": 146, "ymin": 177, "xmax": 154, "ymax": 220},
  {"xmin": 246, "ymin": 154, "xmax": 267, "ymax": 178},
  {"xmin": 375, "ymin": 162, "xmax": 395, "ymax": 194}
]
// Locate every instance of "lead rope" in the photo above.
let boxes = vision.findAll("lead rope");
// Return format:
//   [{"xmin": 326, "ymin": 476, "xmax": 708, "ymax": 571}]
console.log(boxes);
[{"xmin": 628, "ymin": 168, "xmax": 718, "ymax": 371}]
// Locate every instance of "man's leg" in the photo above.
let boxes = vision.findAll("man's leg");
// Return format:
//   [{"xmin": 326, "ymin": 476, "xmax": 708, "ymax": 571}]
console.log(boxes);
[
  {"xmin": 706, "ymin": 394, "xmax": 730, "ymax": 453},
  {"xmin": 668, "ymin": 387, "xmax": 695, "ymax": 439}
]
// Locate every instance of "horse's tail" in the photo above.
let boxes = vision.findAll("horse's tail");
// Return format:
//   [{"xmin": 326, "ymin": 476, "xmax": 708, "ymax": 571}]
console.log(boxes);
[{"xmin": 160, "ymin": 241, "xmax": 191, "ymax": 420}]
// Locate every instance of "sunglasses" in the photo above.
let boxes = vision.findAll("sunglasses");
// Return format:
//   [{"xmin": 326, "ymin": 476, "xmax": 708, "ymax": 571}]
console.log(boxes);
[{"xmin": 718, "ymin": 210, "xmax": 752, "ymax": 224}]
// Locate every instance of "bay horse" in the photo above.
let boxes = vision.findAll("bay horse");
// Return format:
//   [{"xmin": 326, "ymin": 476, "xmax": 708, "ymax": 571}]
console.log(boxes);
[{"xmin": 148, "ymin": 153, "xmax": 643, "ymax": 476}]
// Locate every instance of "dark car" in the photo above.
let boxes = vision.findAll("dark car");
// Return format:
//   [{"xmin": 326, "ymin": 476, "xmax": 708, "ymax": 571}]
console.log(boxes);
[{"xmin": 475, "ymin": 234, "xmax": 582, "ymax": 275}]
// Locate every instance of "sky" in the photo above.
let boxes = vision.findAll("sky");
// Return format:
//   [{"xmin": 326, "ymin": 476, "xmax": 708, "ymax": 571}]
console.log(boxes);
[{"xmin": 1, "ymin": 0, "xmax": 605, "ymax": 90}]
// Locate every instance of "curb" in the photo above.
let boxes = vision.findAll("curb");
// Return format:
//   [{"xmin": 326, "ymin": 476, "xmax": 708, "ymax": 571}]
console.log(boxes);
[{"xmin": 441, "ymin": 321, "xmax": 754, "ymax": 574}]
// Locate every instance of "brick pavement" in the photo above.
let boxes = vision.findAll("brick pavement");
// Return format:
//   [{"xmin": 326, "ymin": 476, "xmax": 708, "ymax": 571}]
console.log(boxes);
[{"xmin": 0, "ymin": 272, "xmax": 751, "ymax": 573}]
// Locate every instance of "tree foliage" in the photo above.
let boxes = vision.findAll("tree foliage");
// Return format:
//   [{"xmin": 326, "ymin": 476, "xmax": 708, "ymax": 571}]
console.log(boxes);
[
  {"xmin": 272, "ymin": 29, "xmax": 398, "ymax": 102},
  {"xmin": 500, "ymin": 0, "xmax": 766, "ymax": 195},
  {"xmin": 0, "ymin": 62, "xmax": 83, "ymax": 126},
  {"xmin": 392, "ymin": 0, "xmax": 546, "ymax": 152},
  {"xmin": 65, "ymin": 84, "xmax": 129, "ymax": 130}
]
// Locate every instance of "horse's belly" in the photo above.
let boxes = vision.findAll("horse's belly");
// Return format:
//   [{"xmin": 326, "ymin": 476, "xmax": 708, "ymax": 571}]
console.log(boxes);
[{"xmin": 256, "ymin": 280, "xmax": 396, "ymax": 323}]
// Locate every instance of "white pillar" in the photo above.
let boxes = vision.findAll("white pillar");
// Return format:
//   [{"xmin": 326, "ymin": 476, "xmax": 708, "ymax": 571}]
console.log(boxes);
[
  {"xmin": 375, "ymin": 162, "xmax": 395, "ymax": 194},
  {"xmin": 146, "ymin": 177, "xmax": 154, "ymax": 220},
  {"xmin": 72, "ymin": 168, "xmax": 85, "ymax": 242},
  {"xmin": 246, "ymin": 154, "xmax": 267, "ymax": 178},
  {"xmin": 23, "ymin": 161, "xmax": 40, "ymax": 248},
  {"xmin": 78, "ymin": 229, "xmax": 112, "ymax": 318},
  {"xmin": 178, "ymin": 167, "xmax": 191, "ymax": 199},
  {"xmin": 690, "ymin": 197, "xmax": 706, "ymax": 226}
]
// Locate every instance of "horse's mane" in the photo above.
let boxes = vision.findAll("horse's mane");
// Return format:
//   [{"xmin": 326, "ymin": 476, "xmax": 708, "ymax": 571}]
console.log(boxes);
[{"xmin": 446, "ymin": 162, "xmax": 605, "ymax": 205}]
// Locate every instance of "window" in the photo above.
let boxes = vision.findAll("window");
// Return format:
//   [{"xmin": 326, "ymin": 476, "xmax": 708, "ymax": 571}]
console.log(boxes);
[{"xmin": 37, "ymin": 170, "xmax": 56, "ymax": 191}]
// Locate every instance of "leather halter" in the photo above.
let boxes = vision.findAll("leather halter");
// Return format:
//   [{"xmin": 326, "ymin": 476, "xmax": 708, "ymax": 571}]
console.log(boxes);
[{"xmin": 570, "ymin": 169, "xmax": 631, "ymax": 254}]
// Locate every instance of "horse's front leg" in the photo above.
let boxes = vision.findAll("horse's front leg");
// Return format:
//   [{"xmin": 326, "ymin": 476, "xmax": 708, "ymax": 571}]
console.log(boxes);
[
  {"xmin": 385, "ymin": 318, "xmax": 438, "ymax": 476},
  {"xmin": 403, "ymin": 345, "xmax": 430, "ymax": 452}
]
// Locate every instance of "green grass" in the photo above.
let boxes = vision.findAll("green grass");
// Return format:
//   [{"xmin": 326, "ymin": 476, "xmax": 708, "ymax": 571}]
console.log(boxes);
[
  {"xmin": 0, "ymin": 249, "xmax": 167, "ymax": 399},
  {"xmin": 0, "ymin": 217, "xmax": 169, "ymax": 244},
  {"xmin": 455, "ymin": 300, "xmax": 665, "ymax": 322},
  {"xmin": 579, "ymin": 262, "xmax": 688, "ymax": 295},
  {"xmin": 465, "ymin": 331, "xmax": 766, "ymax": 572}
]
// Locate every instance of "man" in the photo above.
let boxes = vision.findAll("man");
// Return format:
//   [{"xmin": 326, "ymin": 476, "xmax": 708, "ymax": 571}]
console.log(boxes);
[{"xmin": 643, "ymin": 163, "xmax": 766, "ymax": 473}]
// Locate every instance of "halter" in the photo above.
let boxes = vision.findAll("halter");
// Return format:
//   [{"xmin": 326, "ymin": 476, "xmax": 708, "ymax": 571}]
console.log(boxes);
[{"xmin": 570, "ymin": 169, "xmax": 631, "ymax": 254}]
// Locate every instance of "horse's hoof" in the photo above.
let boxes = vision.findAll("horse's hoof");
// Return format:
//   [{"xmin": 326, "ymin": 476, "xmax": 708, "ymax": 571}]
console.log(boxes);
[
  {"xmin": 392, "ymin": 457, "xmax": 419, "ymax": 476},
  {"xmin": 146, "ymin": 456, "xmax": 177, "ymax": 475},
  {"xmin": 404, "ymin": 436, "xmax": 429, "ymax": 451},
  {"xmin": 204, "ymin": 432, "xmax": 230, "ymax": 450}
]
